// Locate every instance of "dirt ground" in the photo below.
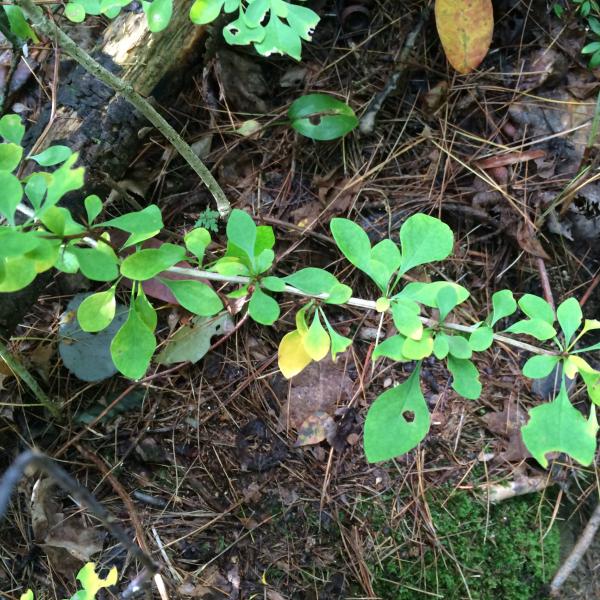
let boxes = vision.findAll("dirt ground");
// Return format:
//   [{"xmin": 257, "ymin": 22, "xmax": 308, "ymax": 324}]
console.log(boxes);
[{"xmin": 2, "ymin": 0, "xmax": 600, "ymax": 598}]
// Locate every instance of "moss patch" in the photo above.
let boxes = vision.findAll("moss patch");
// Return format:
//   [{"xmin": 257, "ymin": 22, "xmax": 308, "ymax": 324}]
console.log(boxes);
[{"xmin": 366, "ymin": 489, "xmax": 560, "ymax": 600}]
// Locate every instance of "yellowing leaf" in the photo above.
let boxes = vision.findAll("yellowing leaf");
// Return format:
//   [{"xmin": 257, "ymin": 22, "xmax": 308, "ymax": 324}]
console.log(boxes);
[
  {"xmin": 278, "ymin": 330, "xmax": 312, "ymax": 378},
  {"xmin": 435, "ymin": 0, "xmax": 494, "ymax": 74},
  {"xmin": 303, "ymin": 312, "xmax": 330, "ymax": 361}
]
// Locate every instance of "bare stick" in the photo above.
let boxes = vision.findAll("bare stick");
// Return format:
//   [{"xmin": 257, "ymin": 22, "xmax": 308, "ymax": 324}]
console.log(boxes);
[
  {"xmin": 550, "ymin": 502, "xmax": 600, "ymax": 595},
  {"xmin": 0, "ymin": 450, "xmax": 159, "ymax": 597},
  {"xmin": 359, "ymin": 3, "xmax": 431, "ymax": 134},
  {"xmin": 17, "ymin": 0, "xmax": 230, "ymax": 217}
]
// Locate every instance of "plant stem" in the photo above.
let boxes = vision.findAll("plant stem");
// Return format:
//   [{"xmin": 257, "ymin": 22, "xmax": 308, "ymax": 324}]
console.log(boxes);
[
  {"xmin": 168, "ymin": 266, "xmax": 553, "ymax": 355},
  {"xmin": 0, "ymin": 340, "xmax": 60, "ymax": 416},
  {"xmin": 16, "ymin": 0, "xmax": 231, "ymax": 217}
]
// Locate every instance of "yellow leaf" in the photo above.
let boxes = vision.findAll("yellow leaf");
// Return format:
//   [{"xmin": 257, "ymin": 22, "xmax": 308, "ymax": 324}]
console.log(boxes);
[
  {"xmin": 278, "ymin": 330, "xmax": 312, "ymax": 378},
  {"xmin": 435, "ymin": 0, "xmax": 494, "ymax": 74}
]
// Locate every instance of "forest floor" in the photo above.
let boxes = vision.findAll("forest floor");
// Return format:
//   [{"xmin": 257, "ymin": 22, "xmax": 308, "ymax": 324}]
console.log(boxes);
[{"xmin": 2, "ymin": 0, "xmax": 600, "ymax": 598}]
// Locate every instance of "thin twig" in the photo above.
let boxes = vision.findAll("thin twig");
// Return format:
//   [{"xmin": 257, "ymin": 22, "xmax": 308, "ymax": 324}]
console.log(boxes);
[
  {"xmin": 550, "ymin": 501, "xmax": 600, "ymax": 596},
  {"xmin": 359, "ymin": 2, "xmax": 431, "ymax": 134},
  {"xmin": 16, "ymin": 0, "xmax": 230, "ymax": 217}
]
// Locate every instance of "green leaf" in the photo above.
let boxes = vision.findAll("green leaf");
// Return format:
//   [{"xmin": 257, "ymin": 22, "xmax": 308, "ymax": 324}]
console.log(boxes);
[
  {"xmin": 224, "ymin": 16, "xmax": 266, "ymax": 46},
  {"xmin": 0, "ymin": 230, "xmax": 40, "ymax": 257},
  {"xmin": 189, "ymin": 0, "xmax": 225, "ymax": 24},
  {"xmin": 373, "ymin": 334, "xmax": 409, "ymax": 361},
  {"xmin": 248, "ymin": 287, "xmax": 280, "ymax": 325},
  {"xmin": 557, "ymin": 297, "xmax": 582, "ymax": 345},
  {"xmin": 134, "ymin": 288, "xmax": 157, "ymax": 331},
  {"xmin": 71, "ymin": 247, "xmax": 119, "ymax": 282},
  {"xmin": 29, "ymin": 145, "xmax": 72, "ymax": 166},
  {"xmin": 447, "ymin": 356, "xmax": 481, "ymax": 399},
  {"xmin": 261, "ymin": 276, "xmax": 286, "ymax": 292},
  {"xmin": 322, "ymin": 312, "xmax": 352, "ymax": 361},
  {"xmin": 402, "ymin": 330, "xmax": 434, "ymax": 360},
  {"xmin": 255, "ymin": 14, "xmax": 301, "ymax": 60},
  {"xmin": 158, "ymin": 313, "xmax": 231, "ymax": 365},
  {"xmin": 435, "ymin": 285, "xmax": 457, "ymax": 321},
  {"xmin": 518, "ymin": 294, "xmax": 555, "ymax": 325},
  {"xmin": 24, "ymin": 173, "xmax": 47, "ymax": 212},
  {"xmin": 330, "ymin": 218, "xmax": 371, "ymax": 271},
  {"xmin": 446, "ymin": 335, "xmax": 472, "ymax": 359},
  {"xmin": 120, "ymin": 244, "xmax": 185, "ymax": 281},
  {"xmin": 522, "ymin": 354, "xmax": 560, "ymax": 379},
  {"xmin": 490, "ymin": 289, "xmax": 517, "ymax": 326},
  {"xmin": 43, "ymin": 154, "xmax": 85, "ymax": 211},
  {"xmin": 0, "ymin": 142, "xmax": 22, "ymax": 171},
  {"xmin": 364, "ymin": 365, "xmax": 430, "ymax": 462},
  {"xmin": 284, "ymin": 267, "xmax": 351, "ymax": 303},
  {"xmin": 184, "ymin": 227, "xmax": 211, "ymax": 264},
  {"xmin": 521, "ymin": 383, "xmax": 598, "ymax": 468},
  {"xmin": 391, "ymin": 297, "xmax": 422, "ymax": 340},
  {"xmin": 468, "ymin": 325, "xmax": 494, "ymax": 351},
  {"xmin": 76, "ymin": 562, "xmax": 118, "ymax": 596},
  {"xmin": 303, "ymin": 311, "xmax": 330, "ymax": 360},
  {"xmin": 226, "ymin": 208, "xmax": 257, "ymax": 266},
  {"xmin": 0, "ymin": 114, "xmax": 25, "ymax": 144},
  {"xmin": 3, "ymin": 6, "xmax": 38, "ymax": 42},
  {"xmin": 77, "ymin": 287, "xmax": 116, "ymax": 332},
  {"xmin": 102, "ymin": 205, "xmax": 163, "ymax": 234},
  {"xmin": 369, "ymin": 239, "xmax": 401, "ymax": 291},
  {"xmin": 40, "ymin": 206, "xmax": 85, "ymax": 236},
  {"xmin": 398, "ymin": 213, "xmax": 454, "ymax": 275},
  {"xmin": 505, "ymin": 318, "xmax": 557, "ymax": 341},
  {"xmin": 433, "ymin": 333, "xmax": 449, "ymax": 359},
  {"xmin": 0, "ymin": 171, "xmax": 22, "ymax": 224},
  {"xmin": 143, "ymin": 0, "xmax": 172, "ymax": 32},
  {"xmin": 161, "ymin": 278, "xmax": 223, "ymax": 316},
  {"xmin": 65, "ymin": 2, "xmax": 86, "ymax": 22},
  {"xmin": 84, "ymin": 195, "xmax": 103, "ymax": 224},
  {"xmin": 0, "ymin": 256, "xmax": 36, "ymax": 292},
  {"xmin": 255, "ymin": 248, "xmax": 275, "ymax": 273},
  {"xmin": 286, "ymin": 2, "xmax": 320, "ymax": 41},
  {"xmin": 111, "ymin": 305, "xmax": 156, "ymax": 380},
  {"xmin": 396, "ymin": 281, "xmax": 470, "ymax": 308},
  {"xmin": 288, "ymin": 94, "xmax": 358, "ymax": 141},
  {"xmin": 580, "ymin": 368, "xmax": 600, "ymax": 405}
]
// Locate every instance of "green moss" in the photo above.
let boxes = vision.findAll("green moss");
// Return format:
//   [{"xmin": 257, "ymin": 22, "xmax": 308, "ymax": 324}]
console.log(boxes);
[{"xmin": 366, "ymin": 489, "xmax": 560, "ymax": 600}]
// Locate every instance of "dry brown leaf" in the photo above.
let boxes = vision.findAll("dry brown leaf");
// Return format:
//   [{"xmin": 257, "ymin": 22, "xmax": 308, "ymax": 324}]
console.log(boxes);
[
  {"xmin": 516, "ymin": 220, "xmax": 550, "ymax": 260},
  {"xmin": 31, "ymin": 478, "xmax": 104, "ymax": 576},
  {"xmin": 280, "ymin": 357, "xmax": 353, "ymax": 430},
  {"xmin": 481, "ymin": 398, "xmax": 531, "ymax": 462}
]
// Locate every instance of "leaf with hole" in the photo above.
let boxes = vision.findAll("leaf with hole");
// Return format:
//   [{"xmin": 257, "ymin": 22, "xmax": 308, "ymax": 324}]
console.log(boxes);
[
  {"xmin": 288, "ymin": 94, "xmax": 358, "ymax": 141},
  {"xmin": 364, "ymin": 365, "xmax": 430, "ymax": 462}
]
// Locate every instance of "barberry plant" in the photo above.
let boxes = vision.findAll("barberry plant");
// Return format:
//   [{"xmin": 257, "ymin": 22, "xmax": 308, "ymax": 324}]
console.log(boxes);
[
  {"xmin": 21, "ymin": 562, "xmax": 117, "ymax": 600},
  {"xmin": 1, "ymin": 115, "xmax": 599, "ymax": 469}
]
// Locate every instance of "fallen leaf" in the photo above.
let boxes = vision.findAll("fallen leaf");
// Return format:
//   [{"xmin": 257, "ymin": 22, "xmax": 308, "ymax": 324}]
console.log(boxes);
[
  {"xmin": 280, "ymin": 357, "xmax": 353, "ymax": 430},
  {"xmin": 31, "ymin": 478, "xmax": 104, "ymax": 577},
  {"xmin": 435, "ymin": 0, "xmax": 494, "ymax": 74},
  {"xmin": 516, "ymin": 220, "xmax": 550, "ymax": 259},
  {"xmin": 294, "ymin": 411, "xmax": 336, "ymax": 447},
  {"xmin": 157, "ymin": 312, "xmax": 233, "ymax": 365},
  {"xmin": 482, "ymin": 397, "xmax": 531, "ymax": 462}
]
